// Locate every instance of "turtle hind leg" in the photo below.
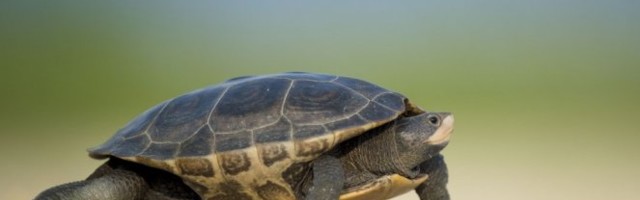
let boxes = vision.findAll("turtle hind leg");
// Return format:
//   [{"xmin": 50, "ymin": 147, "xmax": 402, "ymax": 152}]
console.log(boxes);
[
  {"xmin": 111, "ymin": 157, "xmax": 200, "ymax": 200},
  {"xmin": 35, "ymin": 158, "xmax": 199, "ymax": 200},
  {"xmin": 35, "ymin": 164, "xmax": 148, "ymax": 200},
  {"xmin": 305, "ymin": 155, "xmax": 345, "ymax": 200},
  {"xmin": 122, "ymin": 160, "xmax": 199, "ymax": 200},
  {"xmin": 415, "ymin": 154, "xmax": 450, "ymax": 200}
]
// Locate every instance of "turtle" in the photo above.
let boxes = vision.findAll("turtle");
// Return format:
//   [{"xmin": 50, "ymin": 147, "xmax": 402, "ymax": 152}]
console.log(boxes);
[{"xmin": 36, "ymin": 72, "xmax": 454, "ymax": 200}]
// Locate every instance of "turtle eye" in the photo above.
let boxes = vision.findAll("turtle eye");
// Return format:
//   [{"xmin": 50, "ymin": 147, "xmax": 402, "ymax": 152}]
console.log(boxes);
[{"xmin": 427, "ymin": 115, "xmax": 440, "ymax": 126}]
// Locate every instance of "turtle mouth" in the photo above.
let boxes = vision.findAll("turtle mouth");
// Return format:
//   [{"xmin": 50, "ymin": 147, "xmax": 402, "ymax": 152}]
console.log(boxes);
[{"xmin": 426, "ymin": 115, "xmax": 454, "ymax": 145}]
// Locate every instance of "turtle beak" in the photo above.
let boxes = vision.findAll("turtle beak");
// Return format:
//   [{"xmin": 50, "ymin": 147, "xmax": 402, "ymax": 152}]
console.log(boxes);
[{"xmin": 426, "ymin": 113, "xmax": 454, "ymax": 145}]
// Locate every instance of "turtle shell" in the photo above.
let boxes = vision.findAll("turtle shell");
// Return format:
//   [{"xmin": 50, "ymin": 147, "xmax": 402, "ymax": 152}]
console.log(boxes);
[{"xmin": 89, "ymin": 72, "xmax": 419, "ymax": 199}]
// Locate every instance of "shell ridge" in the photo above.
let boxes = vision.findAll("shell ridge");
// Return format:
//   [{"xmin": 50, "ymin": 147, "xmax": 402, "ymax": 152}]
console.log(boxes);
[
  {"xmin": 328, "ymin": 75, "xmax": 340, "ymax": 82},
  {"xmin": 117, "ymin": 101, "xmax": 170, "ymax": 143},
  {"xmin": 135, "ymin": 134, "xmax": 154, "ymax": 156},
  {"xmin": 213, "ymin": 142, "xmax": 228, "ymax": 184},
  {"xmin": 131, "ymin": 101, "xmax": 171, "ymax": 157},
  {"xmin": 246, "ymin": 129, "xmax": 257, "ymax": 154},
  {"xmin": 281, "ymin": 77, "xmax": 332, "ymax": 83},
  {"xmin": 205, "ymin": 86, "xmax": 230, "ymax": 128},
  {"xmin": 281, "ymin": 80, "xmax": 296, "ymax": 149},
  {"xmin": 320, "ymin": 124, "xmax": 337, "ymax": 153},
  {"xmin": 272, "ymin": 77, "xmax": 295, "ymax": 82},
  {"xmin": 370, "ymin": 92, "xmax": 407, "ymax": 113},
  {"xmin": 179, "ymin": 124, "xmax": 208, "ymax": 144},
  {"xmin": 204, "ymin": 124, "xmax": 216, "ymax": 154},
  {"xmin": 283, "ymin": 116, "xmax": 294, "ymax": 136},
  {"xmin": 249, "ymin": 129, "xmax": 268, "ymax": 176},
  {"xmin": 252, "ymin": 117, "xmax": 284, "ymax": 132},
  {"xmin": 280, "ymin": 80, "xmax": 295, "ymax": 117},
  {"xmin": 330, "ymin": 78, "xmax": 372, "ymax": 101},
  {"xmin": 147, "ymin": 141, "xmax": 180, "ymax": 145},
  {"xmin": 294, "ymin": 100, "xmax": 371, "ymax": 126},
  {"xmin": 355, "ymin": 113, "xmax": 369, "ymax": 123},
  {"xmin": 174, "ymin": 143, "xmax": 183, "ymax": 158},
  {"xmin": 204, "ymin": 86, "xmax": 230, "ymax": 184},
  {"xmin": 372, "ymin": 101, "xmax": 401, "ymax": 116},
  {"xmin": 143, "ymin": 100, "xmax": 171, "ymax": 134},
  {"xmin": 370, "ymin": 91, "xmax": 393, "ymax": 100}
]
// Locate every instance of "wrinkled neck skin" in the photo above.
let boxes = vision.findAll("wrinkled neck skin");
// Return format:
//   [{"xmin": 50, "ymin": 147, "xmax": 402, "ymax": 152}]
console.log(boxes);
[{"xmin": 335, "ymin": 117, "xmax": 443, "ymax": 183}]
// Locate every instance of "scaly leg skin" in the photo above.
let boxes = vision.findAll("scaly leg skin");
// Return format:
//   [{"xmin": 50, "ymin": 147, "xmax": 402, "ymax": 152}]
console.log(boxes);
[
  {"xmin": 415, "ymin": 154, "xmax": 450, "ymax": 200},
  {"xmin": 35, "ymin": 158, "xmax": 198, "ymax": 200},
  {"xmin": 305, "ymin": 155, "xmax": 345, "ymax": 200},
  {"xmin": 35, "ymin": 167, "xmax": 147, "ymax": 200}
]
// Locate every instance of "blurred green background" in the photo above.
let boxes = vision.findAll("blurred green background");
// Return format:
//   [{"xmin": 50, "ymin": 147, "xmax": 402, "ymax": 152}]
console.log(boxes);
[{"xmin": 1, "ymin": 1, "xmax": 638, "ymax": 199}]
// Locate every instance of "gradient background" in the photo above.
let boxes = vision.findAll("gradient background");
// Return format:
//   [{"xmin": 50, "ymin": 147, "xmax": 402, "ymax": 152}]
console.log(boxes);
[{"xmin": 1, "ymin": 1, "xmax": 639, "ymax": 200}]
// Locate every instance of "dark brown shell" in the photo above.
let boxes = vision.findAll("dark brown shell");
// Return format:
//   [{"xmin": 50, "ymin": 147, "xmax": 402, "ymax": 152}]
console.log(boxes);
[{"xmin": 88, "ymin": 72, "xmax": 417, "ymax": 199}]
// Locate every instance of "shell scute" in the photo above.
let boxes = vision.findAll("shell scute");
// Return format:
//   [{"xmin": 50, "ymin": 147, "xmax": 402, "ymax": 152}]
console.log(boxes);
[
  {"xmin": 110, "ymin": 134, "xmax": 150, "ymax": 158},
  {"xmin": 372, "ymin": 92, "xmax": 406, "ymax": 112},
  {"xmin": 177, "ymin": 126, "xmax": 214, "ymax": 157},
  {"xmin": 284, "ymin": 80, "xmax": 369, "ymax": 125},
  {"xmin": 333, "ymin": 76, "xmax": 389, "ymax": 99},
  {"xmin": 210, "ymin": 78, "xmax": 291, "ymax": 132},
  {"xmin": 358, "ymin": 102, "xmax": 399, "ymax": 122},
  {"xmin": 324, "ymin": 115, "xmax": 369, "ymax": 132},
  {"xmin": 89, "ymin": 101, "xmax": 166, "ymax": 158},
  {"xmin": 214, "ymin": 131, "xmax": 252, "ymax": 152},
  {"xmin": 143, "ymin": 142, "xmax": 179, "ymax": 160},
  {"xmin": 292, "ymin": 124, "xmax": 328, "ymax": 140},
  {"xmin": 175, "ymin": 158, "xmax": 215, "ymax": 177},
  {"xmin": 258, "ymin": 144, "xmax": 289, "ymax": 167},
  {"xmin": 149, "ymin": 87, "xmax": 224, "ymax": 143},
  {"xmin": 254, "ymin": 118, "xmax": 292, "ymax": 144}
]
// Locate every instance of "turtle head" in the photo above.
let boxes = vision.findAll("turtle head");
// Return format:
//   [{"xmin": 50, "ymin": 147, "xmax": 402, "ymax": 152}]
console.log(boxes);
[{"xmin": 393, "ymin": 112, "xmax": 454, "ymax": 172}]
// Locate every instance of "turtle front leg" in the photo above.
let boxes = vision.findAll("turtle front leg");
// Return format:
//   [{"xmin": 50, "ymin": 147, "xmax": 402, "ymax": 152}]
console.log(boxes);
[
  {"xmin": 305, "ymin": 155, "xmax": 345, "ymax": 200},
  {"xmin": 415, "ymin": 154, "xmax": 450, "ymax": 200},
  {"xmin": 35, "ymin": 162, "xmax": 148, "ymax": 200}
]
